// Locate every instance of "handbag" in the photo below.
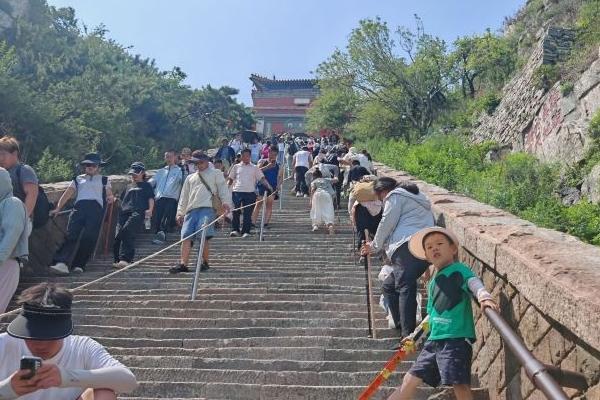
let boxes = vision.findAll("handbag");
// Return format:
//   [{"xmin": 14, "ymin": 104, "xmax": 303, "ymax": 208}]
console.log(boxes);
[{"xmin": 197, "ymin": 172, "xmax": 225, "ymax": 215}]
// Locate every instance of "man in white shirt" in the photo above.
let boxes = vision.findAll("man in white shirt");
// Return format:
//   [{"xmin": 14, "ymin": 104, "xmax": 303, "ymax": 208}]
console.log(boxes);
[
  {"xmin": 292, "ymin": 146, "xmax": 312, "ymax": 197},
  {"xmin": 0, "ymin": 283, "xmax": 137, "ymax": 400},
  {"xmin": 227, "ymin": 149, "xmax": 273, "ymax": 238}
]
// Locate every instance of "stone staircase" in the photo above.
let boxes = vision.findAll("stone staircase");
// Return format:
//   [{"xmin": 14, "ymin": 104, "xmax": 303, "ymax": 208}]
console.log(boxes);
[{"xmin": 4, "ymin": 181, "xmax": 490, "ymax": 400}]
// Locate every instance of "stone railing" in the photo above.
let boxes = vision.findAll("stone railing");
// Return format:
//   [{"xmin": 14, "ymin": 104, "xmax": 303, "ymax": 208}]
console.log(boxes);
[
  {"xmin": 25, "ymin": 176, "xmax": 130, "ymax": 274},
  {"xmin": 376, "ymin": 163, "xmax": 600, "ymax": 400}
]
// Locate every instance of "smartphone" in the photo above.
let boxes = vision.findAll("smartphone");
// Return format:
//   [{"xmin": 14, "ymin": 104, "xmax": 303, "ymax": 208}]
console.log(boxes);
[{"xmin": 20, "ymin": 356, "xmax": 42, "ymax": 380}]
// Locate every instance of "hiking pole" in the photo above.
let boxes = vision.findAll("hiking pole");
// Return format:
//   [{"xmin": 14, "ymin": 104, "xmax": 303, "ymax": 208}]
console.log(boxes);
[
  {"xmin": 358, "ymin": 316, "xmax": 430, "ymax": 400},
  {"xmin": 190, "ymin": 217, "xmax": 209, "ymax": 301},
  {"xmin": 259, "ymin": 193, "xmax": 268, "ymax": 242},
  {"xmin": 365, "ymin": 239, "xmax": 373, "ymax": 338},
  {"xmin": 365, "ymin": 229, "xmax": 377, "ymax": 339},
  {"xmin": 103, "ymin": 200, "xmax": 116, "ymax": 256}
]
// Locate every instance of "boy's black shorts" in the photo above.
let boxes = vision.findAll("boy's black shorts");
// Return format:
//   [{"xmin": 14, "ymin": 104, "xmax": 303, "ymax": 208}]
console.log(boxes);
[{"xmin": 408, "ymin": 338, "xmax": 473, "ymax": 387}]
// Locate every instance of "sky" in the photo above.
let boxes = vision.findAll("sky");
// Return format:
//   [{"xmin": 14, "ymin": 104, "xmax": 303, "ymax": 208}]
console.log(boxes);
[{"xmin": 47, "ymin": 0, "xmax": 526, "ymax": 105}]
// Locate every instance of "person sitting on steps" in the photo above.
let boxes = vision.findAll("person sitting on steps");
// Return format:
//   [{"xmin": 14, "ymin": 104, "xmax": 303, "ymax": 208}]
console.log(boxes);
[
  {"xmin": 48, "ymin": 153, "xmax": 114, "ymax": 276},
  {"xmin": 0, "ymin": 283, "xmax": 138, "ymax": 400}
]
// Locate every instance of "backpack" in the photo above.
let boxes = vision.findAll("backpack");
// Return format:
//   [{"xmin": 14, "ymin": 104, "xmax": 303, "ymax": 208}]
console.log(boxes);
[{"xmin": 15, "ymin": 164, "xmax": 51, "ymax": 229}]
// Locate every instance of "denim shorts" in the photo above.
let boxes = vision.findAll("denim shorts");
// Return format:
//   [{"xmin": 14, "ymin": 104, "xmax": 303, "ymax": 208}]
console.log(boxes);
[
  {"xmin": 408, "ymin": 338, "xmax": 473, "ymax": 387},
  {"xmin": 181, "ymin": 208, "xmax": 216, "ymax": 240}
]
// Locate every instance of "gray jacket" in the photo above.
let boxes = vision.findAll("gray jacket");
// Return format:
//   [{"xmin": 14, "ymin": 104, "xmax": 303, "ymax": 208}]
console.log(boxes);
[
  {"xmin": 371, "ymin": 187, "xmax": 434, "ymax": 259},
  {"xmin": 0, "ymin": 168, "xmax": 29, "ymax": 264}
]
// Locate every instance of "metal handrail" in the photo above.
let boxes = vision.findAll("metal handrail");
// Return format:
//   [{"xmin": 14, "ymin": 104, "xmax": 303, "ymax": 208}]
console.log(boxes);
[
  {"xmin": 482, "ymin": 307, "xmax": 580, "ymax": 399},
  {"xmin": 190, "ymin": 217, "xmax": 209, "ymax": 301}
]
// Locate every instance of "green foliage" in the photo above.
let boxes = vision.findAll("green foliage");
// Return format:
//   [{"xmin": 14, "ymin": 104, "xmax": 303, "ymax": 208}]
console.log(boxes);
[
  {"xmin": 589, "ymin": 109, "xmax": 600, "ymax": 139},
  {"xmin": 470, "ymin": 92, "xmax": 501, "ymax": 116},
  {"xmin": 0, "ymin": 3, "xmax": 253, "ymax": 180},
  {"xmin": 532, "ymin": 64, "xmax": 561, "ymax": 91},
  {"xmin": 35, "ymin": 148, "xmax": 73, "ymax": 183},
  {"xmin": 362, "ymin": 135, "xmax": 600, "ymax": 246},
  {"xmin": 560, "ymin": 81, "xmax": 575, "ymax": 96}
]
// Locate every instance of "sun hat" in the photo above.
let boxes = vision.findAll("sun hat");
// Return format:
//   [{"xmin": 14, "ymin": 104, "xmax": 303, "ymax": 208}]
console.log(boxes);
[
  {"xmin": 128, "ymin": 161, "xmax": 145, "ymax": 174},
  {"xmin": 408, "ymin": 226, "xmax": 460, "ymax": 260},
  {"xmin": 7, "ymin": 303, "xmax": 73, "ymax": 340},
  {"xmin": 80, "ymin": 152, "xmax": 106, "ymax": 166},
  {"xmin": 189, "ymin": 150, "xmax": 210, "ymax": 163}
]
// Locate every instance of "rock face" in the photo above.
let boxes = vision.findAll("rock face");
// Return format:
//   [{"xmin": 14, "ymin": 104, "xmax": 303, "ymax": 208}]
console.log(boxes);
[
  {"xmin": 582, "ymin": 164, "xmax": 600, "ymax": 203},
  {"xmin": 473, "ymin": 27, "xmax": 600, "ymax": 166}
]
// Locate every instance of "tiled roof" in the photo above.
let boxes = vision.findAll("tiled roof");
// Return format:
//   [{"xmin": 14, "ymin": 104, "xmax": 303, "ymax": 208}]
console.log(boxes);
[{"xmin": 250, "ymin": 74, "xmax": 317, "ymax": 91}]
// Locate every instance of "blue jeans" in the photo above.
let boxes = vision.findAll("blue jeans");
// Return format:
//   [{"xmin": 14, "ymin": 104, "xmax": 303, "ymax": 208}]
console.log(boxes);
[{"xmin": 232, "ymin": 192, "xmax": 256, "ymax": 234}]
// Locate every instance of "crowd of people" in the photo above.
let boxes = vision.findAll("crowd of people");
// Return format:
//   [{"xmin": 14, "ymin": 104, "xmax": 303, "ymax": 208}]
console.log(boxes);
[{"xmin": 0, "ymin": 132, "xmax": 500, "ymax": 400}]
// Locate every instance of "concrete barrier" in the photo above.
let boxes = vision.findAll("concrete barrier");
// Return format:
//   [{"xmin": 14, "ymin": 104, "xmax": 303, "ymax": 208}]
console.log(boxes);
[{"xmin": 375, "ymin": 162, "xmax": 600, "ymax": 400}]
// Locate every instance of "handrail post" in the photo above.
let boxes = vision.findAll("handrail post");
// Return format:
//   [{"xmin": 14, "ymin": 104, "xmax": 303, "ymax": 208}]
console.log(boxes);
[
  {"xmin": 190, "ymin": 217, "xmax": 208, "ymax": 301},
  {"xmin": 259, "ymin": 193, "xmax": 268, "ymax": 242}
]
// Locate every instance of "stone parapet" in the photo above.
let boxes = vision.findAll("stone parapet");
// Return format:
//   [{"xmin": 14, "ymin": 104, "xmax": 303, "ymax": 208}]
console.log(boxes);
[
  {"xmin": 376, "ymin": 163, "xmax": 600, "ymax": 399},
  {"xmin": 25, "ymin": 176, "xmax": 130, "ymax": 273}
]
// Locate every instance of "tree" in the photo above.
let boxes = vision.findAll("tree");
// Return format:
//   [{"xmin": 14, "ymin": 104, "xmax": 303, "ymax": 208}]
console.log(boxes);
[
  {"xmin": 450, "ymin": 30, "xmax": 516, "ymax": 98},
  {"xmin": 315, "ymin": 17, "xmax": 451, "ymax": 140}
]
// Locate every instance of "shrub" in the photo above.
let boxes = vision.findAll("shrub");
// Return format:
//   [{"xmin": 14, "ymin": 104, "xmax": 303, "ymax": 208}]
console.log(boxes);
[
  {"xmin": 362, "ymin": 134, "xmax": 599, "ymax": 246},
  {"xmin": 589, "ymin": 109, "xmax": 600, "ymax": 139},
  {"xmin": 35, "ymin": 148, "xmax": 73, "ymax": 183},
  {"xmin": 560, "ymin": 81, "xmax": 575, "ymax": 96},
  {"xmin": 471, "ymin": 92, "xmax": 502, "ymax": 116},
  {"xmin": 532, "ymin": 64, "xmax": 561, "ymax": 91}
]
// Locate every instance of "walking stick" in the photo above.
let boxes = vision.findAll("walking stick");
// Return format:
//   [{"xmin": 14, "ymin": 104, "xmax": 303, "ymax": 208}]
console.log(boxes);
[
  {"xmin": 363, "ymin": 230, "xmax": 376, "ymax": 339},
  {"xmin": 358, "ymin": 316, "xmax": 430, "ymax": 400},
  {"xmin": 103, "ymin": 200, "xmax": 115, "ymax": 256}
]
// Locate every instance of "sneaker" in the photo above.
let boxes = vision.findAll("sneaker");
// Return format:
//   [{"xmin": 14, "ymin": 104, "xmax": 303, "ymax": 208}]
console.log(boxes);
[
  {"xmin": 296, "ymin": 192, "xmax": 302, "ymax": 197},
  {"xmin": 169, "ymin": 263, "xmax": 189, "ymax": 274},
  {"xmin": 152, "ymin": 231, "xmax": 166, "ymax": 245},
  {"xmin": 242, "ymin": 233, "xmax": 251, "ymax": 238},
  {"xmin": 200, "ymin": 261, "xmax": 210, "ymax": 271},
  {"xmin": 312, "ymin": 225, "xmax": 319, "ymax": 232},
  {"xmin": 49, "ymin": 262, "xmax": 69, "ymax": 276},
  {"xmin": 303, "ymin": 194, "xmax": 308, "ymax": 198},
  {"xmin": 72, "ymin": 267, "xmax": 84, "ymax": 274},
  {"xmin": 229, "ymin": 231, "xmax": 240, "ymax": 237},
  {"xmin": 113, "ymin": 261, "xmax": 129, "ymax": 269}
]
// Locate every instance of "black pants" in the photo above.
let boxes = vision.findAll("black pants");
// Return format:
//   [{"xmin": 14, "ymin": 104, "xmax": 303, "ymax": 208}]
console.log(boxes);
[
  {"xmin": 53, "ymin": 200, "xmax": 104, "ymax": 270},
  {"xmin": 232, "ymin": 191, "xmax": 256, "ymax": 234},
  {"xmin": 355, "ymin": 205, "xmax": 382, "ymax": 249},
  {"xmin": 382, "ymin": 243, "xmax": 429, "ymax": 337},
  {"xmin": 335, "ymin": 171, "xmax": 344, "ymax": 208},
  {"xmin": 153, "ymin": 197, "xmax": 178, "ymax": 234},
  {"xmin": 294, "ymin": 166, "xmax": 309, "ymax": 194},
  {"xmin": 113, "ymin": 211, "xmax": 143, "ymax": 263}
]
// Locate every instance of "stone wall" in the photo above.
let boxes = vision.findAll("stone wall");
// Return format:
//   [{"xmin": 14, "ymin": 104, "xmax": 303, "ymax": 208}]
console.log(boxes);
[
  {"xmin": 25, "ymin": 176, "xmax": 130, "ymax": 274},
  {"xmin": 376, "ymin": 163, "xmax": 600, "ymax": 400},
  {"xmin": 473, "ymin": 28, "xmax": 600, "ymax": 166}
]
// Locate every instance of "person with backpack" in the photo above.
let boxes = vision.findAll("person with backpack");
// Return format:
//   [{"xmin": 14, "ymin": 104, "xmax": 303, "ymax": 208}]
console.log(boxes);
[
  {"xmin": 149, "ymin": 149, "xmax": 184, "ymax": 245},
  {"xmin": 48, "ymin": 153, "xmax": 114, "ymax": 276},
  {"xmin": 112, "ymin": 162, "xmax": 154, "ymax": 269},
  {"xmin": 0, "ymin": 136, "xmax": 50, "ymax": 231},
  {"xmin": 215, "ymin": 139, "xmax": 235, "ymax": 169},
  {"xmin": 0, "ymin": 168, "xmax": 29, "ymax": 313}
]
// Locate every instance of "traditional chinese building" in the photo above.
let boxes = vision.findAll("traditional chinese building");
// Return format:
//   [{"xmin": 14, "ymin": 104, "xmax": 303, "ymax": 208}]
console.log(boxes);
[{"xmin": 250, "ymin": 74, "xmax": 319, "ymax": 137}]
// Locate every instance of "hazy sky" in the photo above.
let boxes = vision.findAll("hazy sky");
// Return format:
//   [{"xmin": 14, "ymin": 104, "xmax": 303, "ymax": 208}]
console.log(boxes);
[{"xmin": 47, "ymin": 0, "xmax": 525, "ymax": 105}]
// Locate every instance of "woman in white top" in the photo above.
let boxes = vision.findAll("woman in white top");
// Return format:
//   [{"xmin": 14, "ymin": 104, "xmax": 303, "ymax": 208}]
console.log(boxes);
[{"xmin": 309, "ymin": 168, "xmax": 338, "ymax": 235}]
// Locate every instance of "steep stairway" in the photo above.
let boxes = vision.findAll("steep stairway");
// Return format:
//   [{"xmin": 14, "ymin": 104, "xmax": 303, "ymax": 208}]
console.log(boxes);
[{"xmin": 4, "ymin": 180, "xmax": 489, "ymax": 400}]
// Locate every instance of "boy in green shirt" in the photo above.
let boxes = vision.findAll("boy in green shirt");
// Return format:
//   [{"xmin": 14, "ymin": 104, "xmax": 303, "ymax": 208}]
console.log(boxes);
[{"xmin": 388, "ymin": 227, "xmax": 499, "ymax": 400}]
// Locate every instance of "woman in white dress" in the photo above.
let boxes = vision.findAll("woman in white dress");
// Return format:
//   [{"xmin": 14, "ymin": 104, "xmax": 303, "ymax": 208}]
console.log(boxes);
[{"xmin": 309, "ymin": 168, "xmax": 338, "ymax": 235}]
